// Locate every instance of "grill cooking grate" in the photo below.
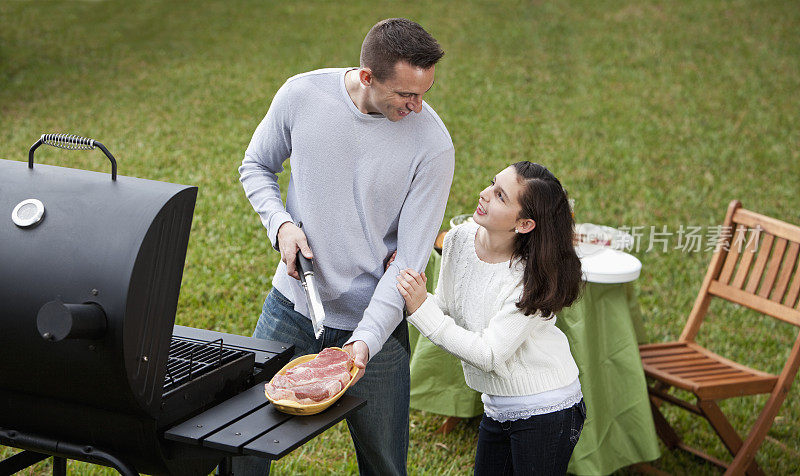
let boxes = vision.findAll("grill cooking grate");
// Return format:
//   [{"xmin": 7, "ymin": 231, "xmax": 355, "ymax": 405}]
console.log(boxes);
[{"xmin": 164, "ymin": 337, "xmax": 250, "ymax": 392}]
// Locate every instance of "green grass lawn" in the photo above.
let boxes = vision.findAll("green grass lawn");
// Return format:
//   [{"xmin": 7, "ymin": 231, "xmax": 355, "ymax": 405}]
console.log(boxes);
[{"xmin": 2, "ymin": 0, "xmax": 799, "ymax": 474}]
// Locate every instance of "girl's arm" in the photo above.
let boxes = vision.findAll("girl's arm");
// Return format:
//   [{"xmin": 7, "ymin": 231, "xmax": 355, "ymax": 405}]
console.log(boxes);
[
  {"xmin": 398, "ymin": 270, "xmax": 544, "ymax": 374},
  {"xmin": 395, "ymin": 228, "xmax": 454, "ymax": 316}
]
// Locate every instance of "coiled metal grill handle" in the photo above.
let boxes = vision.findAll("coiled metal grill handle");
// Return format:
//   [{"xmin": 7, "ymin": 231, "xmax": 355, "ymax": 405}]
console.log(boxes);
[
  {"xmin": 41, "ymin": 133, "xmax": 96, "ymax": 150},
  {"xmin": 29, "ymin": 133, "xmax": 118, "ymax": 180}
]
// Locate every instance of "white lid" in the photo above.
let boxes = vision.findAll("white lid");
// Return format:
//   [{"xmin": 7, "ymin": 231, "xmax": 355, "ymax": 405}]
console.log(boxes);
[{"xmin": 576, "ymin": 242, "xmax": 642, "ymax": 284}]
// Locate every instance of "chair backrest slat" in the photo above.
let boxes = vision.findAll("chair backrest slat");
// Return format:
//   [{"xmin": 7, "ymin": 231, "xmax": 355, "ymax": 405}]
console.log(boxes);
[
  {"xmin": 759, "ymin": 237, "xmax": 787, "ymax": 298},
  {"xmin": 770, "ymin": 241, "xmax": 797, "ymax": 303},
  {"xmin": 747, "ymin": 234, "xmax": 774, "ymax": 294},
  {"xmin": 787, "ymin": 267, "xmax": 800, "ymax": 309},
  {"xmin": 720, "ymin": 225, "xmax": 747, "ymax": 284},
  {"xmin": 780, "ymin": 241, "xmax": 800, "ymax": 309},
  {"xmin": 731, "ymin": 226, "xmax": 761, "ymax": 289}
]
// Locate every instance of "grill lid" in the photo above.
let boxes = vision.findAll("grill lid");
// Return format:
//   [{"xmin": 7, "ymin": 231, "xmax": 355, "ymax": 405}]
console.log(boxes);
[{"xmin": 0, "ymin": 138, "xmax": 197, "ymax": 417}]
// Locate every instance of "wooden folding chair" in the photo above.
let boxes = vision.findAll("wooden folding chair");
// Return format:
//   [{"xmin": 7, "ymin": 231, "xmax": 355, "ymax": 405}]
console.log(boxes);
[{"xmin": 639, "ymin": 200, "xmax": 800, "ymax": 475}]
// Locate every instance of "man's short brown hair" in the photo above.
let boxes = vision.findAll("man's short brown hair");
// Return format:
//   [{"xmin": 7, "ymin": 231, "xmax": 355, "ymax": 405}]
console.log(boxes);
[{"xmin": 360, "ymin": 18, "xmax": 444, "ymax": 81}]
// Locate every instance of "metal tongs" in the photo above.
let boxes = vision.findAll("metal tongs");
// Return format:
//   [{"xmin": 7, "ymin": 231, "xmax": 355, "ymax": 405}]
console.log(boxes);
[{"xmin": 295, "ymin": 223, "xmax": 325, "ymax": 338}]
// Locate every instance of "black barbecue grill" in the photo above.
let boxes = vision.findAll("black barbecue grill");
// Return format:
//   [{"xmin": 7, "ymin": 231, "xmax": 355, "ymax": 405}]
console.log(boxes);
[{"xmin": 0, "ymin": 135, "xmax": 365, "ymax": 475}]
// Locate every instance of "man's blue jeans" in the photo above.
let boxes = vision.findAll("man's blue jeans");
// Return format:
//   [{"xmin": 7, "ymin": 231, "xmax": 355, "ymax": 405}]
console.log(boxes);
[
  {"xmin": 231, "ymin": 288, "xmax": 410, "ymax": 476},
  {"xmin": 473, "ymin": 399, "xmax": 586, "ymax": 475}
]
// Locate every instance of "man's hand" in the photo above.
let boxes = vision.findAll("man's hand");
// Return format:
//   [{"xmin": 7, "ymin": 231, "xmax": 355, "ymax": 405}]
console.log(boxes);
[
  {"xmin": 277, "ymin": 222, "xmax": 313, "ymax": 280},
  {"xmin": 343, "ymin": 340, "xmax": 369, "ymax": 385},
  {"xmin": 396, "ymin": 269, "xmax": 427, "ymax": 314}
]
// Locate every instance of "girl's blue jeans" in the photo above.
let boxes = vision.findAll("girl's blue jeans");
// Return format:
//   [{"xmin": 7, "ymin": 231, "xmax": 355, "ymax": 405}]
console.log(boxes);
[
  {"xmin": 231, "ymin": 288, "xmax": 410, "ymax": 476},
  {"xmin": 474, "ymin": 399, "xmax": 586, "ymax": 476}
]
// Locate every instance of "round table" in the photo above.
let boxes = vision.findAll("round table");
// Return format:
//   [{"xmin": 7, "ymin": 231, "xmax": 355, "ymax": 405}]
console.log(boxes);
[{"xmin": 408, "ymin": 240, "xmax": 660, "ymax": 475}]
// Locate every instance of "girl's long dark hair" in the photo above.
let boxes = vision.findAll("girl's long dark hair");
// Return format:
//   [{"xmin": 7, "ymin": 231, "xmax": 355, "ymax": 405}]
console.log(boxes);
[{"xmin": 511, "ymin": 162, "xmax": 583, "ymax": 317}]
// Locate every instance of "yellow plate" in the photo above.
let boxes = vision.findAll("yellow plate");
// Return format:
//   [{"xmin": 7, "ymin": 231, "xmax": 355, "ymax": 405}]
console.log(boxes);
[{"xmin": 265, "ymin": 347, "xmax": 358, "ymax": 415}]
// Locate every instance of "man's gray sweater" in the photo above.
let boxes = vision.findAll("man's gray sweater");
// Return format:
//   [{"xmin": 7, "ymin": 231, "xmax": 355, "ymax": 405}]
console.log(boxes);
[{"xmin": 239, "ymin": 68, "xmax": 454, "ymax": 358}]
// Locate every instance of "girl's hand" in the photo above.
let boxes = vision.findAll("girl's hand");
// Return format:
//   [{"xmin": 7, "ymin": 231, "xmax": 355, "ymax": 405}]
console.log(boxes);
[
  {"xmin": 396, "ymin": 268, "xmax": 427, "ymax": 314},
  {"xmin": 385, "ymin": 250, "xmax": 397, "ymax": 271}
]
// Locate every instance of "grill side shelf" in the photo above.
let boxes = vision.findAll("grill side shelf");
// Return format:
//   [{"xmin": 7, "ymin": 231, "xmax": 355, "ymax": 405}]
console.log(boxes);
[
  {"xmin": 164, "ymin": 388, "xmax": 367, "ymax": 460},
  {"xmin": 203, "ymin": 404, "xmax": 291, "ymax": 453},
  {"xmin": 244, "ymin": 396, "xmax": 367, "ymax": 460},
  {"xmin": 163, "ymin": 384, "xmax": 269, "ymax": 445}
]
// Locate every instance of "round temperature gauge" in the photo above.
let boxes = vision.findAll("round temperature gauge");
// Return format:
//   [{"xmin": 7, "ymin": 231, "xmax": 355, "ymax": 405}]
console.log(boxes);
[{"xmin": 12, "ymin": 198, "xmax": 45, "ymax": 228}]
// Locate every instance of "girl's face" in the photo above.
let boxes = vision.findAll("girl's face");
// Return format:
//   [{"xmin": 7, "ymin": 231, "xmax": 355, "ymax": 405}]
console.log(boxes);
[{"xmin": 473, "ymin": 166, "xmax": 527, "ymax": 233}]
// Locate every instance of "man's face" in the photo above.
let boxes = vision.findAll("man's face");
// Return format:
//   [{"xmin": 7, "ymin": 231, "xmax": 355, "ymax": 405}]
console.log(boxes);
[{"xmin": 367, "ymin": 61, "xmax": 435, "ymax": 122}]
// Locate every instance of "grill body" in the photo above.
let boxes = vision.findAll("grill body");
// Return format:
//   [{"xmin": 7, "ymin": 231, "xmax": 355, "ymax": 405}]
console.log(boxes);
[
  {"xmin": 0, "ymin": 158, "xmax": 195, "ymax": 417},
  {"xmin": 0, "ymin": 158, "xmax": 256, "ymax": 474}
]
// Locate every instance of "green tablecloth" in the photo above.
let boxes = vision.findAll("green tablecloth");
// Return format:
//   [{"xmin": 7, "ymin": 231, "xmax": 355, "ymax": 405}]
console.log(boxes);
[{"xmin": 408, "ymin": 251, "xmax": 660, "ymax": 475}]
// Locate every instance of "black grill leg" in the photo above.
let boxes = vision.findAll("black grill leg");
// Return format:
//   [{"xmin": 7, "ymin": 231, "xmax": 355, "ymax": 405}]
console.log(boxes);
[
  {"xmin": 216, "ymin": 456, "xmax": 232, "ymax": 476},
  {"xmin": 52, "ymin": 456, "xmax": 66, "ymax": 476},
  {"xmin": 0, "ymin": 450, "xmax": 50, "ymax": 475}
]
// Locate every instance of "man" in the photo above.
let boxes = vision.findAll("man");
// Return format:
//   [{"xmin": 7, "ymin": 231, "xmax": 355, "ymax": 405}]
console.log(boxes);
[{"xmin": 236, "ymin": 18, "xmax": 454, "ymax": 475}]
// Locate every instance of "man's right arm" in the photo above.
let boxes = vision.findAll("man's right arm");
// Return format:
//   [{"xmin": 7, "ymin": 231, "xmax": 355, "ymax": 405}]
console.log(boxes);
[
  {"xmin": 239, "ymin": 81, "xmax": 310, "ymax": 278},
  {"xmin": 239, "ymin": 81, "xmax": 294, "ymax": 249}
]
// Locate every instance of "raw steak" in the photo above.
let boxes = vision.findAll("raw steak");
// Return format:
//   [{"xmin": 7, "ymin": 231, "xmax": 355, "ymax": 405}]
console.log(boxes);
[
  {"xmin": 265, "ymin": 348, "xmax": 354, "ymax": 405},
  {"xmin": 300, "ymin": 347, "xmax": 352, "ymax": 368}
]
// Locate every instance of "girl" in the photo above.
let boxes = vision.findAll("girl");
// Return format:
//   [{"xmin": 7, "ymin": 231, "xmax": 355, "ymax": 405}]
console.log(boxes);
[{"xmin": 397, "ymin": 162, "xmax": 585, "ymax": 475}]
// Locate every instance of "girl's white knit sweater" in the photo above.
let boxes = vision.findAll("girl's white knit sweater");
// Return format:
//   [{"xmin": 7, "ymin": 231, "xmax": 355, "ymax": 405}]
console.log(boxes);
[{"xmin": 407, "ymin": 222, "xmax": 579, "ymax": 397}]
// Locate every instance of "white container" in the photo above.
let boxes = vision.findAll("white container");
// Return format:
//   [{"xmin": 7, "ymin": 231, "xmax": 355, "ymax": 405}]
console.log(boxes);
[
  {"xmin": 449, "ymin": 214, "xmax": 474, "ymax": 228},
  {"xmin": 576, "ymin": 242, "xmax": 642, "ymax": 284}
]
